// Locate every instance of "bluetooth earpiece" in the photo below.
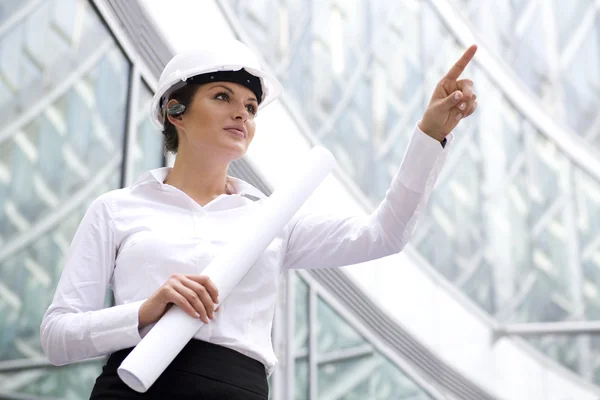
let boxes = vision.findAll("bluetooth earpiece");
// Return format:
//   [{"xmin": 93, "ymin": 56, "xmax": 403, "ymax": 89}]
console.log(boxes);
[{"xmin": 167, "ymin": 103, "xmax": 186, "ymax": 117}]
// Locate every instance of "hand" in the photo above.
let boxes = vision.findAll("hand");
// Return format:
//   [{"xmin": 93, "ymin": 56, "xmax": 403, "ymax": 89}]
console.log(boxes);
[
  {"xmin": 418, "ymin": 44, "xmax": 478, "ymax": 142},
  {"xmin": 138, "ymin": 274, "xmax": 219, "ymax": 328}
]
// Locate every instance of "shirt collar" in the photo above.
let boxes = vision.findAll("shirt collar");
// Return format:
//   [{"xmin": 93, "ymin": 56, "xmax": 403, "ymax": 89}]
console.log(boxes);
[{"xmin": 133, "ymin": 167, "xmax": 268, "ymax": 200}]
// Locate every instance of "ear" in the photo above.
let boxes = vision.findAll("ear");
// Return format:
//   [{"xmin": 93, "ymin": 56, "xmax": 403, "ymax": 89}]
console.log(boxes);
[{"xmin": 166, "ymin": 99, "xmax": 185, "ymax": 128}]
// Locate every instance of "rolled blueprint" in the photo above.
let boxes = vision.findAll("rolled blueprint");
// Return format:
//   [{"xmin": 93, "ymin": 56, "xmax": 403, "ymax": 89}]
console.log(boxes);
[{"xmin": 117, "ymin": 146, "xmax": 336, "ymax": 392}]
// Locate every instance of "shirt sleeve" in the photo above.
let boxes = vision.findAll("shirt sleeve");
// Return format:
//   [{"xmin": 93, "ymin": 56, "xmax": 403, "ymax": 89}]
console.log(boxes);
[
  {"xmin": 282, "ymin": 124, "xmax": 452, "ymax": 270},
  {"xmin": 40, "ymin": 194, "xmax": 145, "ymax": 366}
]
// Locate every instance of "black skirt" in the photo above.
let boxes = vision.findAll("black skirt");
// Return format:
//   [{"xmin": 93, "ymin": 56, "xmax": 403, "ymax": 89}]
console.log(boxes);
[{"xmin": 89, "ymin": 339, "xmax": 268, "ymax": 399}]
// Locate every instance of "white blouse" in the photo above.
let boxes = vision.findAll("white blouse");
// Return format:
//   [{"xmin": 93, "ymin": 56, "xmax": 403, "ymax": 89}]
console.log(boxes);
[{"xmin": 40, "ymin": 126, "xmax": 452, "ymax": 375}]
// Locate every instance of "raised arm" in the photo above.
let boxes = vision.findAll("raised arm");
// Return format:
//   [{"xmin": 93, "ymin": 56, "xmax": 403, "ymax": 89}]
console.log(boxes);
[
  {"xmin": 282, "ymin": 45, "xmax": 478, "ymax": 270},
  {"xmin": 282, "ymin": 125, "xmax": 450, "ymax": 270}
]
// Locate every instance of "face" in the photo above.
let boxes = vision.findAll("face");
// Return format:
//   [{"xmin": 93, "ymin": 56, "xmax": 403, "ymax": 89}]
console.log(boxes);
[{"xmin": 167, "ymin": 81, "xmax": 258, "ymax": 161}]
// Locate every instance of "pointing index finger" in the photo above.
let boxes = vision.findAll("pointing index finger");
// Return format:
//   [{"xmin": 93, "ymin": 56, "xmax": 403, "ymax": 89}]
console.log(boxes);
[{"xmin": 444, "ymin": 44, "xmax": 478, "ymax": 80}]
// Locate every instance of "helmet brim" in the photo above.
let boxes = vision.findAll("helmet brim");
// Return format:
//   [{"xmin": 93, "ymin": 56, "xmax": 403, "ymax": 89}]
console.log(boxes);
[{"xmin": 150, "ymin": 65, "xmax": 283, "ymax": 130}]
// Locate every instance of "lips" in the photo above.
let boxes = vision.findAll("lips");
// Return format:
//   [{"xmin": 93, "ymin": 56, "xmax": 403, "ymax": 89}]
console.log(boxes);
[
  {"xmin": 224, "ymin": 126, "xmax": 246, "ymax": 138},
  {"xmin": 225, "ymin": 128, "xmax": 245, "ymax": 138}
]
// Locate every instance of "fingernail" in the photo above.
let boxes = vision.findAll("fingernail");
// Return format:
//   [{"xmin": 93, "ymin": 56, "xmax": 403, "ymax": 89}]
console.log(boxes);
[
  {"xmin": 459, "ymin": 102, "xmax": 466, "ymax": 110},
  {"xmin": 455, "ymin": 113, "xmax": 463, "ymax": 121},
  {"xmin": 195, "ymin": 312, "xmax": 201, "ymax": 318},
  {"xmin": 454, "ymin": 92, "xmax": 461, "ymax": 100}
]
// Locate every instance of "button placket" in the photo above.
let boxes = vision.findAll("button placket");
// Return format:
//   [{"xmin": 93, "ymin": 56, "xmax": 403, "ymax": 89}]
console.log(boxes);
[{"xmin": 193, "ymin": 210, "xmax": 206, "ymax": 238}]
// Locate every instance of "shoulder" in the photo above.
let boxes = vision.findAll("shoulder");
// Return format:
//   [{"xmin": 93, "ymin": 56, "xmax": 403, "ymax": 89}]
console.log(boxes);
[
  {"xmin": 93, "ymin": 167, "xmax": 168, "ymax": 210},
  {"xmin": 85, "ymin": 188, "xmax": 130, "ymax": 219}
]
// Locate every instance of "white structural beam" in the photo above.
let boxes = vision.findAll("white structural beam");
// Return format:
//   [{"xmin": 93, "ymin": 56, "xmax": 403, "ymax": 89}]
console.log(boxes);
[{"xmin": 496, "ymin": 321, "xmax": 600, "ymax": 337}]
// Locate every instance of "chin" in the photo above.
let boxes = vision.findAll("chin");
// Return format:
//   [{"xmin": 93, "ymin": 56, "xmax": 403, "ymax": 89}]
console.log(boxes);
[{"xmin": 221, "ymin": 143, "xmax": 248, "ymax": 161}]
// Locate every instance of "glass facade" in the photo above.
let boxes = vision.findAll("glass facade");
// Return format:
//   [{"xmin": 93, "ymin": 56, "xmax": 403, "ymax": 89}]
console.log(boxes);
[
  {"xmin": 291, "ymin": 273, "xmax": 434, "ymax": 400},
  {"xmin": 132, "ymin": 82, "xmax": 165, "ymax": 183},
  {"xmin": 223, "ymin": 0, "xmax": 600, "ymax": 387},
  {"xmin": 0, "ymin": 0, "xmax": 164, "ymax": 398},
  {"xmin": 455, "ymin": 0, "xmax": 600, "ymax": 148}
]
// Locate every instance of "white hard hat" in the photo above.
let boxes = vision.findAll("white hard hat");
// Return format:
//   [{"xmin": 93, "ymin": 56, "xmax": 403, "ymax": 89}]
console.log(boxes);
[{"xmin": 150, "ymin": 39, "xmax": 283, "ymax": 129}]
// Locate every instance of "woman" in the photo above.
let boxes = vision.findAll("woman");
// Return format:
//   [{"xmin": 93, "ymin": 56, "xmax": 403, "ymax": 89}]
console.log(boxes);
[{"xmin": 40, "ymin": 39, "xmax": 477, "ymax": 399}]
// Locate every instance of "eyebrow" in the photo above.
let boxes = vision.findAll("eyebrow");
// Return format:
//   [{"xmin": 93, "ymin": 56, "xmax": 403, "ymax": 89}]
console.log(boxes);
[{"xmin": 210, "ymin": 84, "xmax": 258, "ymax": 103}]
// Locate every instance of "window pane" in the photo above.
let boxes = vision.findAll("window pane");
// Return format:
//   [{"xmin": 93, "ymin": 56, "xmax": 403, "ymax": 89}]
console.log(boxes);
[
  {"xmin": 0, "ymin": 0, "xmax": 130, "ymax": 397},
  {"xmin": 130, "ymin": 81, "xmax": 164, "ymax": 182},
  {"xmin": 0, "ymin": 46, "xmax": 129, "ymax": 242},
  {"xmin": 9, "ymin": 363, "xmax": 103, "ymax": 400},
  {"xmin": 294, "ymin": 357, "xmax": 309, "ymax": 400},
  {"xmin": 294, "ymin": 273, "xmax": 309, "ymax": 353},
  {"xmin": 317, "ymin": 296, "xmax": 366, "ymax": 353}
]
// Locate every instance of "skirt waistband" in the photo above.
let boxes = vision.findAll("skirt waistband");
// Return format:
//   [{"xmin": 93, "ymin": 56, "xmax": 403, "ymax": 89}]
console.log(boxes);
[{"xmin": 107, "ymin": 339, "xmax": 268, "ymax": 397}]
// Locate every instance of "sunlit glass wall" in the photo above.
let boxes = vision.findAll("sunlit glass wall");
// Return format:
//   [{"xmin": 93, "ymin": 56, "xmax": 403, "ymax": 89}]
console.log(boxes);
[
  {"xmin": 223, "ymin": 0, "xmax": 600, "ymax": 385},
  {"xmin": 0, "ymin": 0, "xmax": 164, "ymax": 397}
]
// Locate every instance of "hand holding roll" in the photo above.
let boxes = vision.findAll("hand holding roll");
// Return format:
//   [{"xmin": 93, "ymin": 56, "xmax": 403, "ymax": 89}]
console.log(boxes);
[{"xmin": 139, "ymin": 274, "xmax": 219, "ymax": 328}]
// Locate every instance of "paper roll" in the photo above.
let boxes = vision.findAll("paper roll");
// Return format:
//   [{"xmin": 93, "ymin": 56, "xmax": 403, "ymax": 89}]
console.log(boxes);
[{"xmin": 117, "ymin": 146, "xmax": 336, "ymax": 392}]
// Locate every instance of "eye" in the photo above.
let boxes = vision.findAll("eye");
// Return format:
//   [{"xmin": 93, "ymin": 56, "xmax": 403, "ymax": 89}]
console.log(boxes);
[
  {"xmin": 245, "ymin": 104, "xmax": 257, "ymax": 115},
  {"xmin": 215, "ymin": 92, "xmax": 230, "ymax": 101}
]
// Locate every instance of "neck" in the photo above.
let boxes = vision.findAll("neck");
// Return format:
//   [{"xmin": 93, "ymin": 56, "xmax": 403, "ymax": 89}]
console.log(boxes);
[{"xmin": 165, "ymin": 149, "xmax": 231, "ymax": 206}]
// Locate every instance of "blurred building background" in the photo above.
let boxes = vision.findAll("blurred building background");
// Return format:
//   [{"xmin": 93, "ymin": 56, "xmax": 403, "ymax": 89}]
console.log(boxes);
[{"xmin": 1, "ymin": 0, "xmax": 600, "ymax": 399}]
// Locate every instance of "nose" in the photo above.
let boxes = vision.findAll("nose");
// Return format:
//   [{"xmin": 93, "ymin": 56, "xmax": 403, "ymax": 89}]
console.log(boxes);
[{"xmin": 233, "ymin": 102, "xmax": 250, "ymax": 122}]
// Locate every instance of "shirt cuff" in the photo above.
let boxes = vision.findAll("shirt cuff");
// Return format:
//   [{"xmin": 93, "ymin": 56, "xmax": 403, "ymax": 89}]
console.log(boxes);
[
  {"xmin": 396, "ymin": 124, "xmax": 452, "ymax": 193},
  {"xmin": 89, "ymin": 299, "xmax": 146, "ymax": 354}
]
